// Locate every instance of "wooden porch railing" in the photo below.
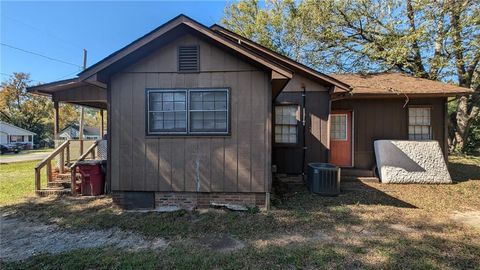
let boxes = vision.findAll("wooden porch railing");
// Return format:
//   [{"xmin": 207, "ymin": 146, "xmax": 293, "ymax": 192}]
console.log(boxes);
[
  {"xmin": 34, "ymin": 139, "xmax": 98, "ymax": 195},
  {"xmin": 35, "ymin": 140, "xmax": 71, "ymax": 191},
  {"xmin": 69, "ymin": 140, "xmax": 99, "ymax": 195}
]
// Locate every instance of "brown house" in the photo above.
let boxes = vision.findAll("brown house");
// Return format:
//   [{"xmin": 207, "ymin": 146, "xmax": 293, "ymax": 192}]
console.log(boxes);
[{"xmin": 28, "ymin": 15, "xmax": 472, "ymax": 209}]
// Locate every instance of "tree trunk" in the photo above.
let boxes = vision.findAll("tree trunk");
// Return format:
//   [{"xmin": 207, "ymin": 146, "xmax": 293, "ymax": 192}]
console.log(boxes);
[{"xmin": 453, "ymin": 95, "xmax": 470, "ymax": 151}]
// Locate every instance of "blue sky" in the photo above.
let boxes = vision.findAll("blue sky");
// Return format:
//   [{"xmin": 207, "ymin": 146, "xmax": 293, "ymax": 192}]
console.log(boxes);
[{"xmin": 0, "ymin": 1, "xmax": 228, "ymax": 84}]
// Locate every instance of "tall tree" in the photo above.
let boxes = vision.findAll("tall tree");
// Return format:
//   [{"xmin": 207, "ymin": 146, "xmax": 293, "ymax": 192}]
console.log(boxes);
[
  {"xmin": 0, "ymin": 73, "xmax": 53, "ymax": 145},
  {"xmin": 222, "ymin": 0, "xmax": 479, "ymax": 152}
]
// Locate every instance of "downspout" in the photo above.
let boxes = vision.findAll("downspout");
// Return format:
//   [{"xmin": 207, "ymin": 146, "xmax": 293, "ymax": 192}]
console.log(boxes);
[
  {"xmin": 301, "ymin": 85, "xmax": 307, "ymax": 178},
  {"xmin": 328, "ymin": 88, "xmax": 332, "ymax": 163}
]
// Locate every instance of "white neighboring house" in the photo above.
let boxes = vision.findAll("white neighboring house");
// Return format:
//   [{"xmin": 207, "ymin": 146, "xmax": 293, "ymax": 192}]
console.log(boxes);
[
  {"xmin": 59, "ymin": 124, "xmax": 101, "ymax": 140},
  {"xmin": 0, "ymin": 121, "xmax": 36, "ymax": 149}
]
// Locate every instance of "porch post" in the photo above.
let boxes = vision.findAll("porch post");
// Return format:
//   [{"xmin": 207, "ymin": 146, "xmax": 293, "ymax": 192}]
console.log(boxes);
[
  {"xmin": 100, "ymin": 109, "xmax": 104, "ymax": 137},
  {"xmin": 53, "ymin": 101, "xmax": 59, "ymax": 139}
]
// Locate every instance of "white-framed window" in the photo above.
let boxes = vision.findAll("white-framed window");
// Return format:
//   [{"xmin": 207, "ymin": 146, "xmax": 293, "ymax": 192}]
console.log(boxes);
[
  {"xmin": 408, "ymin": 107, "xmax": 431, "ymax": 140},
  {"xmin": 274, "ymin": 105, "xmax": 298, "ymax": 144},
  {"xmin": 330, "ymin": 114, "xmax": 347, "ymax": 141},
  {"xmin": 147, "ymin": 89, "xmax": 229, "ymax": 135}
]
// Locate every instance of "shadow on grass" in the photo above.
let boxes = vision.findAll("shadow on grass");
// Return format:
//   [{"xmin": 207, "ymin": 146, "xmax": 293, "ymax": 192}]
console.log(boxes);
[
  {"xmin": 273, "ymin": 176, "xmax": 417, "ymax": 211},
  {"xmin": 448, "ymin": 160, "xmax": 480, "ymax": 182}
]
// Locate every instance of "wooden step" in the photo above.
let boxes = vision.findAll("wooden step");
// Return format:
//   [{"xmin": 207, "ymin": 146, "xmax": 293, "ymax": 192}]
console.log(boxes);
[
  {"xmin": 47, "ymin": 179, "xmax": 82, "ymax": 188},
  {"xmin": 56, "ymin": 173, "xmax": 81, "ymax": 180},
  {"xmin": 36, "ymin": 188, "xmax": 72, "ymax": 197}
]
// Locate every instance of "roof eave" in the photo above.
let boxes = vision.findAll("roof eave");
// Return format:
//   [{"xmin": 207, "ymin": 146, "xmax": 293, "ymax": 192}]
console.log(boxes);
[{"xmin": 333, "ymin": 91, "xmax": 472, "ymax": 99}]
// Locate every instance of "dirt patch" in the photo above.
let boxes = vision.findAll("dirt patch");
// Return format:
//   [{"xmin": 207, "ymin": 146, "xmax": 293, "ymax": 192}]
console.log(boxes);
[
  {"xmin": 197, "ymin": 234, "xmax": 245, "ymax": 253},
  {"xmin": 253, "ymin": 230, "xmax": 333, "ymax": 248},
  {"xmin": 452, "ymin": 211, "xmax": 480, "ymax": 229},
  {"xmin": 389, "ymin": 224, "xmax": 419, "ymax": 233},
  {"xmin": 0, "ymin": 216, "xmax": 168, "ymax": 262}
]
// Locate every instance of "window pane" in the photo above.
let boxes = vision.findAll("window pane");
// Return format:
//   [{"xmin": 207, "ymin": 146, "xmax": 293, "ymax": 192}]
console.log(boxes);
[
  {"xmin": 148, "ymin": 91, "xmax": 187, "ymax": 133},
  {"xmin": 162, "ymin": 101, "xmax": 173, "ymax": 111},
  {"xmin": 163, "ymin": 93, "xmax": 173, "ymax": 101},
  {"xmin": 189, "ymin": 91, "xmax": 228, "ymax": 133},
  {"xmin": 149, "ymin": 93, "xmax": 162, "ymax": 111},
  {"xmin": 275, "ymin": 107, "xmax": 282, "ymax": 117},
  {"xmin": 191, "ymin": 92, "xmax": 202, "ymax": 101},
  {"xmin": 174, "ymin": 101, "xmax": 185, "ymax": 110},
  {"xmin": 215, "ymin": 120, "xmax": 227, "ymax": 129},
  {"xmin": 203, "ymin": 92, "xmax": 215, "ymax": 101},
  {"xmin": 214, "ymin": 101, "xmax": 227, "ymax": 110},
  {"xmin": 422, "ymin": 126, "xmax": 429, "ymax": 135},
  {"xmin": 215, "ymin": 92, "xmax": 227, "ymax": 101},
  {"xmin": 203, "ymin": 101, "xmax": 214, "ymax": 110},
  {"xmin": 331, "ymin": 115, "xmax": 347, "ymax": 140},
  {"xmin": 424, "ymin": 117, "xmax": 430, "ymax": 125},
  {"xmin": 175, "ymin": 111, "xmax": 186, "ymax": 120},
  {"xmin": 174, "ymin": 92, "xmax": 186, "ymax": 101},
  {"xmin": 176, "ymin": 121, "xmax": 186, "ymax": 129},
  {"xmin": 164, "ymin": 112, "xmax": 174, "ymax": 120},
  {"xmin": 410, "ymin": 108, "xmax": 417, "ymax": 117},
  {"xmin": 191, "ymin": 101, "xmax": 202, "ymax": 110},
  {"xmin": 274, "ymin": 105, "xmax": 298, "ymax": 143}
]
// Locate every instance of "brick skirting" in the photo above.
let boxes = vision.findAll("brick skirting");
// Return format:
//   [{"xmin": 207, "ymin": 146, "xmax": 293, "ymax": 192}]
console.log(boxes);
[
  {"xmin": 155, "ymin": 192, "xmax": 267, "ymax": 209},
  {"xmin": 112, "ymin": 191, "xmax": 267, "ymax": 210}
]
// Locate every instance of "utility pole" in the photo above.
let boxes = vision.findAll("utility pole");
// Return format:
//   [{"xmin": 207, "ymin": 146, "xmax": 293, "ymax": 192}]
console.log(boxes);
[{"xmin": 79, "ymin": 49, "xmax": 87, "ymax": 153}]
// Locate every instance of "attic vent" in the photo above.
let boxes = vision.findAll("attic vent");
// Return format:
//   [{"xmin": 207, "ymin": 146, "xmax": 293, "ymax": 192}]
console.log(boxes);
[{"xmin": 178, "ymin": 45, "xmax": 199, "ymax": 72}]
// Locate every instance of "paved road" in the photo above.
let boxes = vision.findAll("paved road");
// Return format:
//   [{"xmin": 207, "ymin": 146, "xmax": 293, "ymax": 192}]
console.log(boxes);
[{"xmin": 0, "ymin": 151, "xmax": 52, "ymax": 163}]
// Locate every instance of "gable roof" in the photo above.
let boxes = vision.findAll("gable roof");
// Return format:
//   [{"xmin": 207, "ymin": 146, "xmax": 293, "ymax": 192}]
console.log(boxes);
[
  {"xmin": 210, "ymin": 24, "xmax": 351, "ymax": 93},
  {"xmin": 78, "ymin": 14, "xmax": 293, "ymax": 82},
  {"xmin": 0, "ymin": 121, "xmax": 36, "ymax": 135},
  {"xmin": 60, "ymin": 124, "xmax": 100, "ymax": 136},
  {"xmin": 330, "ymin": 73, "xmax": 473, "ymax": 97}
]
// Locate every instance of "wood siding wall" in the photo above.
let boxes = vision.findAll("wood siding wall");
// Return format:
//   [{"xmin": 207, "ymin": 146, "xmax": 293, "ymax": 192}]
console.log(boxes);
[
  {"xmin": 53, "ymin": 85, "xmax": 107, "ymax": 103},
  {"xmin": 332, "ymin": 97, "xmax": 447, "ymax": 169},
  {"xmin": 273, "ymin": 75, "xmax": 331, "ymax": 174},
  {"xmin": 109, "ymin": 34, "xmax": 271, "ymax": 193}
]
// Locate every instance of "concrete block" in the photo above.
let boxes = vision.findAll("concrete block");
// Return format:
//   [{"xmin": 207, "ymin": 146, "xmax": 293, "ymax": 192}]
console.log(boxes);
[{"xmin": 374, "ymin": 140, "xmax": 451, "ymax": 184}]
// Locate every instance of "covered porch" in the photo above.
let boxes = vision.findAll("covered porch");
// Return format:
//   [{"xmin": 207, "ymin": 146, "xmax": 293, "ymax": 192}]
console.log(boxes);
[{"xmin": 27, "ymin": 79, "xmax": 108, "ymax": 196}]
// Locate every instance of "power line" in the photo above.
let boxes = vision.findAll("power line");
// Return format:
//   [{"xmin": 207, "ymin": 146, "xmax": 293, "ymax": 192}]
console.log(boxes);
[
  {"xmin": 0, "ymin": 42, "xmax": 83, "ymax": 68},
  {"xmin": 3, "ymin": 15, "xmax": 83, "ymax": 50}
]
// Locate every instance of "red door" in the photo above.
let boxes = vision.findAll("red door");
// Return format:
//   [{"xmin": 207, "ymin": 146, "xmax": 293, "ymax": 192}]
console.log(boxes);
[{"xmin": 330, "ymin": 111, "xmax": 352, "ymax": 167}]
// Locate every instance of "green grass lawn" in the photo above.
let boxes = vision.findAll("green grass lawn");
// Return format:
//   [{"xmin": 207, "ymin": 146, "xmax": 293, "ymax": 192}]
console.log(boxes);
[
  {"xmin": 0, "ymin": 160, "xmax": 42, "ymax": 206},
  {"xmin": 1, "ymin": 155, "xmax": 479, "ymax": 269},
  {"xmin": 21, "ymin": 148, "xmax": 54, "ymax": 154}
]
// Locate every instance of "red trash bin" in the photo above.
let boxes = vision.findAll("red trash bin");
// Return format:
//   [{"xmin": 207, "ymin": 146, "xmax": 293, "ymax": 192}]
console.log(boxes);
[{"xmin": 77, "ymin": 160, "xmax": 105, "ymax": 196}]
